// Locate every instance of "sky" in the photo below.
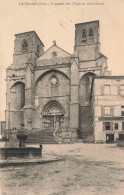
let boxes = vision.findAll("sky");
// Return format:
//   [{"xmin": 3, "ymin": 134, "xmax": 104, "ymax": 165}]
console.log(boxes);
[{"xmin": 0, "ymin": 0, "xmax": 124, "ymax": 120}]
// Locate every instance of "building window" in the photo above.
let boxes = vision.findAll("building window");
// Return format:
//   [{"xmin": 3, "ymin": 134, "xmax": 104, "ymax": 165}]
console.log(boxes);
[
  {"xmin": 22, "ymin": 39, "xmax": 28, "ymax": 53},
  {"xmin": 104, "ymin": 85, "xmax": 110, "ymax": 95},
  {"xmin": 121, "ymin": 106, "xmax": 124, "ymax": 116},
  {"xmin": 103, "ymin": 122, "xmax": 111, "ymax": 130},
  {"xmin": 89, "ymin": 28, "xmax": 94, "ymax": 42},
  {"xmin": 115, "ymin": 123, "xmax": 118, "ymax": 130},
  {"xmin": 104, "ymin": 106, "xmax": 111, "ymax": 116},
  {"xmin": 82, "ymin": 29, "xmax": 86, "ymax": 43},
  {"xmin": 122, "ymin": 122, "xmax": 124, "ymax": 130},
  {"xmin": 120, "ymin": 85, "xmax": 124, "ymax": 95},
  {"xmin": 52, "ymin": 51, "xmax": 57, "ymax": 58},
  {"xmin": 102, "ymin": 106, "xmax": 113, "ymax": 117}
]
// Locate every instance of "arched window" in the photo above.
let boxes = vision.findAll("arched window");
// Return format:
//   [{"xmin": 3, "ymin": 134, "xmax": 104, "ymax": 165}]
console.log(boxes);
[
  {"xmin": 37, "ymin": 44, "xmax": 40, "ymax": 54},
  {"xmin": 82, "ymin": 29, "xmax": 86, "ymax": 43},
  {"xmin": 79, "ymin": 72, "xmax": 96, "ymax": 105},
  {"xmin": 22, "ymin": 39, "xmax": 28, "ymax": 53},
  {"xmin": 49, "ymin": 75, "xmax": 59, "ymax": 96},
  {"xmin": 89, "ymin": 28, "xmax": 94, "ymax": 43}
]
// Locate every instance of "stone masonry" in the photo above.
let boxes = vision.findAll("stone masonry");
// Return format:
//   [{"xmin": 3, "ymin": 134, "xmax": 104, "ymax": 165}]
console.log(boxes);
[{"xmin": 5, "ymin": 21, "xmax": 109, "ymax": 143}]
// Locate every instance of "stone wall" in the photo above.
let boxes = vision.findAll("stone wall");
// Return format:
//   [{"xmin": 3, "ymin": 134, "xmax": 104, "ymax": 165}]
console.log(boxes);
[
  {"xmin": 79, "ymin": 106, "xmax": 94, "ymax": 142},
  {"xmin": 34, "ymin": 70, "xmax": 71, "ymax": 129},
  {"xmin": 0, "ymin": 147, "xmax": 42, "ymax": 160},
  {"xmin": 5, "ymin": 22, "xmax": 108, "ymax": 143},
  {"xmin": 10, "ymin": 82, "xmax": 25, "ymax": 110}
]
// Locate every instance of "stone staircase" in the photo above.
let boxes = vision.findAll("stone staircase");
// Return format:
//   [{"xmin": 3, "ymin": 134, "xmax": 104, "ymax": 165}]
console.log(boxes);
[{"xmin": 26, "ymin": 128, "xmax": 57, "ymax": 144}]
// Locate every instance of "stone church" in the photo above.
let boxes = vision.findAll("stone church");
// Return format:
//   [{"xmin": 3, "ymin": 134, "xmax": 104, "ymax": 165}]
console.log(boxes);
[{"xmin": 5, "ymin": 20, "xmax": 109, "ymax": 144}]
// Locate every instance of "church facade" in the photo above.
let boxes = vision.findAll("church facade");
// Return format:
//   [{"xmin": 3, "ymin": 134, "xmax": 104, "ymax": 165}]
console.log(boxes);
[{"xmin": 5, "ymin": 20, "xmax": 110, "ymax": 144}]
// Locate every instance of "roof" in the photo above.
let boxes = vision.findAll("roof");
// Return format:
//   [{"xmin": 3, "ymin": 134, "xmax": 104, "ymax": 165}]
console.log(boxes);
[
  {"xmin": 75, "ymin": 20, "xmax": 99, "ymax": 26},
  {"xmin": 90, "ymin": 75, "xmax": 124, "ymax": 100},
  {"xmin": 7, "ymin": 64, "xmax": 14, "ymax": 70},
  {"xmin": 37, "ymin": 44, "xmax": 71, "ymax": 62},
  {"xmin": 15, "ymin": 31, "xmax": 44, "ymax": 47},
  {"xmin": 93, "ymin": 76, "xmax": 124, "ymax": 80},
  {"xmin": 98, "ymin": 52, "xmax": 108, "ymax": 59}
]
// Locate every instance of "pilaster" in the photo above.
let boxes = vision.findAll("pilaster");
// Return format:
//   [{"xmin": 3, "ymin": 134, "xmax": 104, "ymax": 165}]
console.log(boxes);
[
  {"xmin": 70, "ymin": 52, "xmax": 79, "ymax": 128},
  {"xmin": 23, "ymin": 62, "xmax": 35, "ymax": 131}
]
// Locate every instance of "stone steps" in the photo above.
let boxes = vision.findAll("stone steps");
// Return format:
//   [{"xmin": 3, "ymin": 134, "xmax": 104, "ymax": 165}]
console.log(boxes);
[{"xmin": 26, "ymin": 129, "xmax": 57, "ymax": 144}]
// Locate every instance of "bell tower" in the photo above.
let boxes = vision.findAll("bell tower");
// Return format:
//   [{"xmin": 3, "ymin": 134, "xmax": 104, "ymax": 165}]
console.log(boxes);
[
  {"xmin": 74, "ymin": 20, "xmax": 100, "ymax": 62},
  {"xmin": 13, "ymin": 31, "xmax": 44, "ymax": 69}
]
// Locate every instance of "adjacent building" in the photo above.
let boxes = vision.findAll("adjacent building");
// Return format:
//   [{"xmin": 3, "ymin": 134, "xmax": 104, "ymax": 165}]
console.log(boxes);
[{"xmin": 92, "ymin": 76, "xmax": 124, "ymax": 143}]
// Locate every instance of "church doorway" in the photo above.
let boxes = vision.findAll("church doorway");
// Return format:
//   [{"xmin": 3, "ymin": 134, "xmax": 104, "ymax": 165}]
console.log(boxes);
[{"xmin": 42, "ymin": 101, "xmax": 64, "ymax": 130}]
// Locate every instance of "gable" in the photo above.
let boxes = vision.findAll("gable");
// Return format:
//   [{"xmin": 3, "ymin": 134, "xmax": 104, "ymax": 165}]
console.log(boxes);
[{"xmin": 37, "ymin": 45, "xmax": 71, "ymax": 61}]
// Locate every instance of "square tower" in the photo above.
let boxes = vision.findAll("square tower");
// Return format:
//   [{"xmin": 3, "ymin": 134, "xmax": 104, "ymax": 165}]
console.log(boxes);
[
  {"xmin": 74, "ymin": 20, "xmax": 100, "ymax": 62},
  {"xmin": 13, "ymin": 31, "xmax": 44, "ymax": 69}
]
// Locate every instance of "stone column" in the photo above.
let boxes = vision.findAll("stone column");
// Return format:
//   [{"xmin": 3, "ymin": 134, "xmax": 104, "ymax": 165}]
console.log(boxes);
[{"xmin": 70, "ymin": 52, "xmax": 79, "ymax": 128}]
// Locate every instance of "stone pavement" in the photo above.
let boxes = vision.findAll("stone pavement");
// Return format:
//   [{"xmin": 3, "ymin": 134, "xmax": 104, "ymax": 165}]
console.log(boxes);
[{"xmin": 0, "ymin": 143, "xmax": 124, "ymax": 195}]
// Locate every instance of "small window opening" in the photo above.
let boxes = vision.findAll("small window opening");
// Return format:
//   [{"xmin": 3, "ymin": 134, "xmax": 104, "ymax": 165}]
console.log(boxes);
[
  {"xmin": 89, "ymin": 28, "xmax": 94, "ymax": 43},
  {"xmin": 82, "ymin": 29, "xmax": 86, "ymax": 43},
  {"xmin": 22, "ymin": 40, "xmax": 28, "ymax": 53}
]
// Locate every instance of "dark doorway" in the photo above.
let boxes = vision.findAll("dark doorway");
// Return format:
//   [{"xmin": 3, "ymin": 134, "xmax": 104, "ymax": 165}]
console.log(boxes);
[
  {"xmin": 119, "ymin": 134, "xmax": 124, "ymax": 140},
  {"xmin": 43, "ymin": 115, "xmax": 64, "ymax": 130},
  {"xmin": 106, "ymin": 134, "xmax": 114, "ymax": 143}
]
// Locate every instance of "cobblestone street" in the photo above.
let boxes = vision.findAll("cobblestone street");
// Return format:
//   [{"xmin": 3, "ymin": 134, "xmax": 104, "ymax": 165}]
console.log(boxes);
[{"xmin": 0, "ymin": 144, "xmax": 124, "ymax": 195}]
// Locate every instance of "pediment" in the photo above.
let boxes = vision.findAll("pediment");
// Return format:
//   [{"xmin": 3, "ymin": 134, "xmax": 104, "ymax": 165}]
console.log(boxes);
[{"xmin": 37, "ymin": 44, "xmax": 71, "ymax": 61}]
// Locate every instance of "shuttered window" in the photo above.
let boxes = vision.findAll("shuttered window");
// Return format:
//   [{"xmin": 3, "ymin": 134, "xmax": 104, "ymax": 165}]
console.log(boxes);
[
  {"xmin": 103, "ymin": 122, "xmax": 113, "ymax": 131},
  {"xmin": 104, "ymin": 85, "xmax": 110, "ymax": 95},
  {"xmin": 101, "ymin": 106, "xmax": 113, "ymax": 117},
  {"xmin": 104, "ymin": 106, "xmax": 111, "ymax": 116}
]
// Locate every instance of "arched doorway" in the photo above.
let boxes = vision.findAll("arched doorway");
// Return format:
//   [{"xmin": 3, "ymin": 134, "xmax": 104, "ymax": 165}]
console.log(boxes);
[{"xmin": 42, "ymin": 101, "xmax": 64, "ymax": 130}]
